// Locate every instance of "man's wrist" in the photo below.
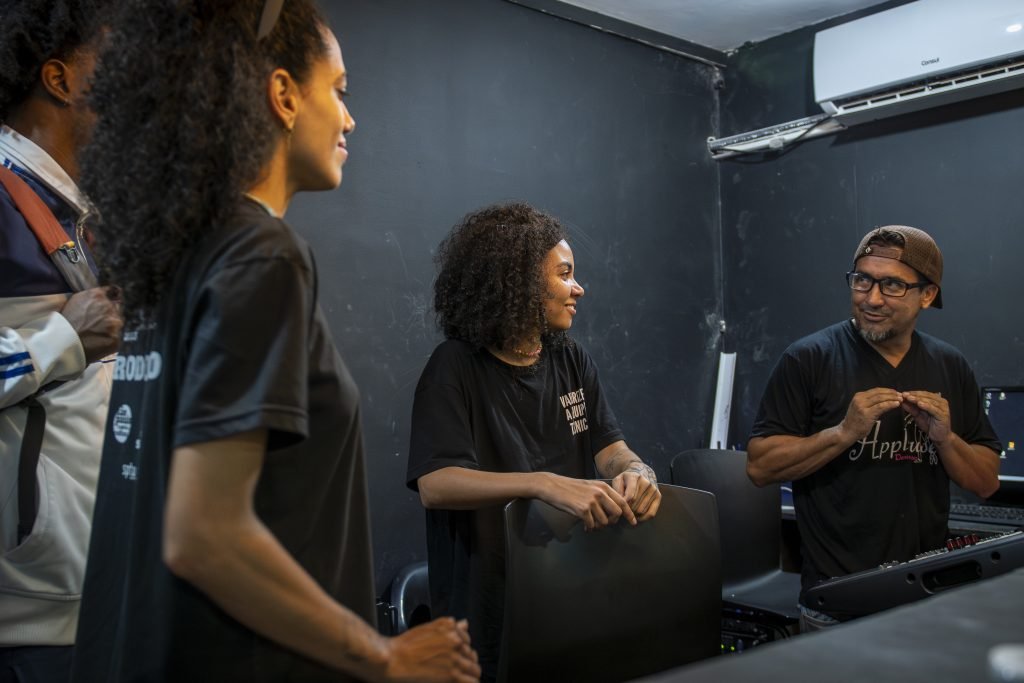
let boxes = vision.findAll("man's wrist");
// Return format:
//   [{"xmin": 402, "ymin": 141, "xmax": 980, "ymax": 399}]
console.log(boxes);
[
  {"xmin": 931, "ymin": 429, "xmax": 956, "ymax": 452},
  {"xmin": 832, "ymin": 422, "xmax": 858, "ymax": 448}
]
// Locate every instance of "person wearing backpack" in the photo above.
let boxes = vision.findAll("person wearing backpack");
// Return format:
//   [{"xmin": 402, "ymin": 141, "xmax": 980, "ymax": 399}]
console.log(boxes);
[{"xmin": 0, "ymin": 2, "xmax": 121, "ymax": 681}]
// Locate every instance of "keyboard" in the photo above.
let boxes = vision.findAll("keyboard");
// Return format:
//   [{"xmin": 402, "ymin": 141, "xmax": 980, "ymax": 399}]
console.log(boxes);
[
  {"xmin": 949, "ymin": 503, "xmax": 1024, "ymax": 525},
  {"xmin": 804, "ymin": 531, "xmax": 1024, "ymax": 619}
]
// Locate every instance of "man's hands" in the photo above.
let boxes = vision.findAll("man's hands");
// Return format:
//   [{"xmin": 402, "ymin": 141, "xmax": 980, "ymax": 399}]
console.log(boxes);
[
  {"xmin": 381, "ymin": 618, "xmax": 480, "ymax": 683},
  {"xmin": 901, "ymin": 391, "xmax": 951, "ymax": 446},
  {"xmin": 838, "ymin": 388, "xmax": 904, "ymax": 443},
  {"xmin": 749, "ymin": 386, "xmax": 995, "ymax": 493},
  {"xmin": 837, "ymin": 388, "xmax": 951, "ymax": 446},
  {"xmin": 611, "ymin": 464, "xmax": 661, "ymax": 523},
  {"xmin": 538, "ymin": 474, "xmax": 636, "ymax": 531},
  {"xmin": 60, "ymin": 286, "xmax": 123, "ymax": 363}
]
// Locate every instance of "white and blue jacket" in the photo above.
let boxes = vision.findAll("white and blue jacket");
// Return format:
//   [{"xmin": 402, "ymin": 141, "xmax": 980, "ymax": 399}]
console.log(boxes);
[{"xmin": 0, "ymin": 124, "xmax": 113, "ymax": 646}]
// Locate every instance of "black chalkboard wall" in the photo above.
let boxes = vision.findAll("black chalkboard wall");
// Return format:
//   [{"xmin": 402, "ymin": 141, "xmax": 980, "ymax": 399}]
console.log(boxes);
[
  {"xmin": 284, "ymin": 0, "xmax": 1024, "ymax": 594},
  {"xmin": 719, "ymin": 15, "xmax": 1024, "ymax": 447},
  {"xmin": 286, "ymin": 0, "xmax": 722, "ymax": 589}
]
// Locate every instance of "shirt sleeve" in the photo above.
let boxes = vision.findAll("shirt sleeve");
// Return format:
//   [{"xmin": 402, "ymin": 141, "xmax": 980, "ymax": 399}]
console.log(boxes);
[
  {"xmin": 578, "ymin": 345, "xmax": 625, "ymax": 455},
  {"xmin": 406, "ymin": 346, "xmax": 479, "ymax": 491},
  {"xmin": 0, "ymin": 311, "xmax": 85, "ymax": 409},
  {"xmin": 750, "ymin": 349, "xmax": 813, "ymax": 440},
  {"xmin": 173, "ymin": 255, "xmax": 311, "ymax": 450}
]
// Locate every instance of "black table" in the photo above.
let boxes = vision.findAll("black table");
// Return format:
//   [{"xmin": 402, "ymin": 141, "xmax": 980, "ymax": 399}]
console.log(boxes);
[{"xmin": 639, "ymin": 567, "xmax": 1024, "ymax": 683}]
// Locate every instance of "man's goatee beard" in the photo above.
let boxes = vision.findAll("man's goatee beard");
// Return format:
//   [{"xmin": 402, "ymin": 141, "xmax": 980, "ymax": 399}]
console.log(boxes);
[{"xmin": 854, "ymin": 318, "xmax": 896, "ymax": 343}]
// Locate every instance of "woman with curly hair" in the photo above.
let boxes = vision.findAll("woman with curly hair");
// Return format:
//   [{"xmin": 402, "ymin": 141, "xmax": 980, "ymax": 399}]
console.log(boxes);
[
  {"xmin": 406, "ymin": 202, "xmax": 661, "ymax": 681},
  {"xmin": 0, "ymin": 1, "xmax": 120, "ymax": 680},
  {"xmin": 70, "ymin": 2, "xmax": 478, "ymax": 682}
]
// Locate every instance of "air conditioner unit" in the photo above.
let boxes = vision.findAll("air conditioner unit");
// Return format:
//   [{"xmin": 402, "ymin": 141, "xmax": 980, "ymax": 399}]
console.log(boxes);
[{"xmin": 814, "ymin": 0, "xmax": 1024, "ymax": 125}]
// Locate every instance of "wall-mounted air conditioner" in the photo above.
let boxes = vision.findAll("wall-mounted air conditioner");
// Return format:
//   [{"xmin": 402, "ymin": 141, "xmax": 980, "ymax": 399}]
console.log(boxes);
[{"xmin": 814, "ymin": 0, "xmax": 1024, "ymax": 125}]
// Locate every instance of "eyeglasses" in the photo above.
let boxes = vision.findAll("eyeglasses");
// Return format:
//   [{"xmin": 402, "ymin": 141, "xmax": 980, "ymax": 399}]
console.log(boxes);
[{"xmin": 846, "ymin": 271, "xmax": 930, "ymax": 297}]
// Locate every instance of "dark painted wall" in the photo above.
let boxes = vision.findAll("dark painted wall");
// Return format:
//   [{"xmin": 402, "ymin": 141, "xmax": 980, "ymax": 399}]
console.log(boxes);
[
  {"xmin": 720, "ymin": 20, "xmax": 1024, "ymax": 445},
  {"xmin": 284, "ymin": 0, "xmax": 722, "ymax": 590}
]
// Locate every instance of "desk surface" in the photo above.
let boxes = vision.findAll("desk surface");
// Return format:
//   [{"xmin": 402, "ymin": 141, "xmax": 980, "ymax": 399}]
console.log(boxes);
[{"xmin": 639, "ymin": 568, "xmax": 1024, "ymax": 683}]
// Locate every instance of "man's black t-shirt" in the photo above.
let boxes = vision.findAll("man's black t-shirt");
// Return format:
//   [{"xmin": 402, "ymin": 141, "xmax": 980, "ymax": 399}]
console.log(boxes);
[
  {"xmin": 751, "ymin": 320, "xmax": 1000, "ymax": 598},
  {"xmin": 72, "ymin": 200, "xmax": 376, "ymax": 682},
  {"xmin": 406, "ymin": 339, "xmax": 624, "ymax": 680}
]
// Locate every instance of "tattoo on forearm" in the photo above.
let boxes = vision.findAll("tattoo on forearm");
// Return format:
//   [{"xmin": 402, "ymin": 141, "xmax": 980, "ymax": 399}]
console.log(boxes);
[
  {"xmin": 625, "ymin": 462, "xmax": 657, "ymax": 484},
  {"xmin": 599, "ymin": 449, "xmax": 630, "ymax": 478},
  {"xmin": 598, "ymin": 447, "xmax": 657, "ymax": 484}
]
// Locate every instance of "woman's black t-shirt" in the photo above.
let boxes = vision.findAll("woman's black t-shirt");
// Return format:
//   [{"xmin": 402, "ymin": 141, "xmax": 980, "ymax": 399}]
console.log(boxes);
[
  {"xmin": 72, "ymin": 199, "xmax": 376, "ymax": 682},
  {"xmin": 406, "ymin": 339, "xmax": 625, "ymax": 679}
]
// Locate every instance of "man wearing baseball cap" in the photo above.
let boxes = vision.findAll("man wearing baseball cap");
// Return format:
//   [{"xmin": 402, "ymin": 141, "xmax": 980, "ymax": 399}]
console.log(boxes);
[{"xmin": 746, "ymin": 225, "xmax": 1001, "ymax": 630}]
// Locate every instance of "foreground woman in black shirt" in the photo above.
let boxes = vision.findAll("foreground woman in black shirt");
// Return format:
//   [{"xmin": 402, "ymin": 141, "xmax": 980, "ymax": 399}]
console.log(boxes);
[
  {"xmin": 407, "ymin": 202, "xmax": 661, "ymax": 681},
  {"xmin": 71, "ymin": 2, "xmax": 479, "ymax": 681}
]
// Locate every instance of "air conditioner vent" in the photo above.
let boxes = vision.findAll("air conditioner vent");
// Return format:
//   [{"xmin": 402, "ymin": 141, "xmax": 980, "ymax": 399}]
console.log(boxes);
[
  {"xmin": 828, "ymin": 57, "xmax": 1024, "ymax": 125},
  {"xmin": 814, "ymin": 0, "xmax": 1024, "ymax": 125}
]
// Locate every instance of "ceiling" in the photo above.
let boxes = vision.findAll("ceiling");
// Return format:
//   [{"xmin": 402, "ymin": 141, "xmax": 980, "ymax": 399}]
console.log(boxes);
[{"xmin": 554, "ymin": 0, "xmax": 891, "ymax": 52}]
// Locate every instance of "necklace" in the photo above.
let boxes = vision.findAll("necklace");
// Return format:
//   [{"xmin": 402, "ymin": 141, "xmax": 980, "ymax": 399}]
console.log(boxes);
[{"xmin": 510, "ymin": 342, "xmax": 542, "ymax": 358}]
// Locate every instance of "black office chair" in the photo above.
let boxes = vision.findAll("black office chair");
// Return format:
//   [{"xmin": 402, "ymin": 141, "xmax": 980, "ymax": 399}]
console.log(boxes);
[
  {"xmin": 386, "ymin": 561, "xmax": 432, "ymax": 634},
  {"xmin": 499, "ymin": 483, "xmax": 721, "ymax": 683},
  {"xmin": 670, "ymin": 449, "xmax": 801, "ymax": 642}
]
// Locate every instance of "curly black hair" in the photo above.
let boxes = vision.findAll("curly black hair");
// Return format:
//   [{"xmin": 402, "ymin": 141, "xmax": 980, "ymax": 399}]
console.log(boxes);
[
  {"xmin": 434, "ymin": 202, "xmax": 570, "ymax": 352},
  {"xmin": 0, "ymin": 0, "xmax": 108, "ymax": 121},
  {"xmin": 80, "ymin": 0, "xmax": 328, "ymax": 323}
]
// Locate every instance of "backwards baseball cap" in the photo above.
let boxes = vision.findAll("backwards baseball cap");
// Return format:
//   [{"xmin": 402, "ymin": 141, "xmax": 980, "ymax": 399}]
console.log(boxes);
[{"xmin": 852, "ymin": 225, "xmax": 944, "ymax": 309}]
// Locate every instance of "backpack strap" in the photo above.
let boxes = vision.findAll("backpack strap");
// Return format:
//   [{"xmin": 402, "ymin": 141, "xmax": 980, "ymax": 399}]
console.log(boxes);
[{"xmin": 0, "ymin": 164, "xmax": 97, "ymax": 291}]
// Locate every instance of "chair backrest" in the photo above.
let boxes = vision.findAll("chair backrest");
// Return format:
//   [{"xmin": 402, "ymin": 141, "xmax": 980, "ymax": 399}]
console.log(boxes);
[
  {"xmin": 388, "ymin": 561, "xmax": 432, "ymax": 634},
  {"xmin": 499, "ymin": 483, "xmax": 721, "ymax": 683},
  {"xmin": 670, "ymin": 448, "xmax": 781, "ymax": 586}
]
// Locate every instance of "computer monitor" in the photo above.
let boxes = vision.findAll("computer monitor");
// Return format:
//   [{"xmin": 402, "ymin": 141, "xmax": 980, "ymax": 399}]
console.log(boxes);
[{"xmin": 983, "ymin": 387, "xmax": 1024, "ymax": 497}]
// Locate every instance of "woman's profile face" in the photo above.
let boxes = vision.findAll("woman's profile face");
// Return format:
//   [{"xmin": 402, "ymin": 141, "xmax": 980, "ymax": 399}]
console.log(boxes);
[
  {"xmin": 288, "ymin": 28, "xmax": 355, "ymax": 192},
  {"xmin": 542, "ymin": 239, "xmax": 585, "ymax": 332}
]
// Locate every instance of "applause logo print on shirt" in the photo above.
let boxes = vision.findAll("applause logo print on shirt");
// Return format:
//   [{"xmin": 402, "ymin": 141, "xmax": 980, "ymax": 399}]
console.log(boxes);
[
  {"xmin": 847, "ymin": 413, "xmax": 939, "ymax": 465},
  {"xmin": 559, "ymin": 387, "xmax": 589, "ymax": 436}
]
